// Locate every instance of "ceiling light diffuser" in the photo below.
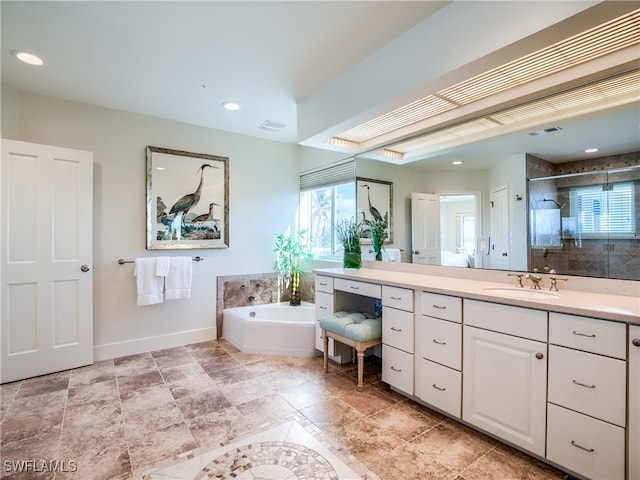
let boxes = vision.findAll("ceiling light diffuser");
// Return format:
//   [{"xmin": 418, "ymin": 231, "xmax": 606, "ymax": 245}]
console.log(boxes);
[
  {"xmin": 12, "ymin": 50, "xmax": 44, "ymax": 66},
  {"xmin": 452, "ymin": 161, "xmax": 463, "ymax": 165},
  {"xmin": 585, "ymin": 147, "xmax": 599, "ymax": 153}
]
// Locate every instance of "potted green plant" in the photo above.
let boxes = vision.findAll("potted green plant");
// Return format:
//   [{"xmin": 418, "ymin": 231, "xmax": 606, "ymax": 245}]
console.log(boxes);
[
  {"xmin": 336, "ymin": 217, "xmax": 363, "ymax": 268},
  {"xmin": 273, "ymin": 230, "xmax": 313, "ymax": 305},
  {"xmin": 369, "ymin": 219, "xmax": 387, "ymax": 261}
]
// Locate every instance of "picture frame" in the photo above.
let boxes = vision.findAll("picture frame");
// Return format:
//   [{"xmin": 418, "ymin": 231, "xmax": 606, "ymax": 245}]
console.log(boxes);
[
  {"xmin": 356, "ymin": 177, "xmax": 393, "ymax": 243},
  {"xmin": 146, "ymin": 146, "xmax": 229, "ymax": 250}
]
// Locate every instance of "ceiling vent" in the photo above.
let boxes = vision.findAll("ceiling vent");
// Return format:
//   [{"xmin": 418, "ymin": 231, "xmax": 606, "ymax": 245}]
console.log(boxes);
[
  {"xmin": 529, "ymin": 127, "xmax": 563, "ymax": 136},
  {"xmin": 259, "ymin": 120, "xmax": 286, "ymax": 132}
]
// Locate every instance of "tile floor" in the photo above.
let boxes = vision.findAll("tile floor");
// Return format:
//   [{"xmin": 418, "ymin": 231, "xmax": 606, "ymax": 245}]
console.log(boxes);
[{"xmin": 0, "ymin": 339, "xmax": 567, "ymax": 480}]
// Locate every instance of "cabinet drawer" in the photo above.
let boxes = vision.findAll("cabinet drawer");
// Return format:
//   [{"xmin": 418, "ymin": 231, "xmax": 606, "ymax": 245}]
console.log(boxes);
[
  {"xmin": 416, "ymin": 358, "xmax": 461, "ymax": 418},
  {"xmin": 420, "ymin": 292, "xmax": 462, "ymax": 323},
  {"xmin": 416, "ymin": 316, "xmax": 461, "ymax": 370},
  {"xmin": 382, "ymin": 344, "xmax": 413, "ymax": 395},
  {"xmin": 315, "ymin": 291, "xmax": 334, "ymax": 319},
  {"xmin": 548, "ymin": 345, "xmax": 626, "ymax": 427},
  {"xmin": 334, "ymin": 278, "xmax": 381, "ymax": 299},
  {"xmin": 549, "ymin": 313, "xmax": 626, "ymax": 359},
  {"xmin": 382, "ymin": 306, "xmax": 414, "ymax": 353},
  {"xmin": 547, "ymin": 403, "xmax": 625, "ymax": 480},
  {"xmin": 315, "ymin": 275, "xmax": 333, "ymax": 294},
  {"xmin": 382, "ymin": 285, "xmax": 414, "ymax": 312},
  {"xmin": 464, "ymin": 299, "xmax": 547, "ymax": 342}
]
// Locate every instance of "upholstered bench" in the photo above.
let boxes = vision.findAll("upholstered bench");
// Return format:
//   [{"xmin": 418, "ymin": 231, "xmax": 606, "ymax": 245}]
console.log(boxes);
[{"xmin": 319, "ymin": 311, "xmax": 382, "ymax": 390}]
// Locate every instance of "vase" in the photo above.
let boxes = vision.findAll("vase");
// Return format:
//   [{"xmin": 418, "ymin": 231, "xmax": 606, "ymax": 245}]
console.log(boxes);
[
  {"xmin": 343, "ymin": 250, "xmax": 362, "ymax": 269},
  {"xmin": 371, "ymin": 231, "xmax": 384, "ymax": 261},
  {"xmin": 289, "ymin": 271, "xmax": 301, "ymax": 306}
]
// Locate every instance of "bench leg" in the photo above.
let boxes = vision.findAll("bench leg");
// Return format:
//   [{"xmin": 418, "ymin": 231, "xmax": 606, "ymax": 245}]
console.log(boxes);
[
  {"xmin": 356, "ymin": 349, "xmax": 365, "ymax": 390},
  {"xmin": 323, "ymin": 330, "xmax": 329, "ymax": 373}
]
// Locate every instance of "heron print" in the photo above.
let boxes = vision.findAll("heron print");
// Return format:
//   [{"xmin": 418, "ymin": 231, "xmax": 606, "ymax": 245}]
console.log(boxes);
[
  {"xmin": 356, "ymin": 178, "xmax": 392, "ymax": 242},
  {"xmin": 147, "ymin": 146, "xmax": 229, "ymax": 249}
]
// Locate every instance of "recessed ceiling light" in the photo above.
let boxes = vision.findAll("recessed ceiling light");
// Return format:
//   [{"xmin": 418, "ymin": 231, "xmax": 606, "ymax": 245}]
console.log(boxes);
[
  {"xmin": 12, "ymin": 50, "xmax": 44, "ymax": 66},
  {"xmin": 585, "ymin": 147, "xmax": 599, "ymax": 153},
  {"xmin": 452, "ymin": 161, "xmax": 463, "ymax": 165},
  {"xmin": 222, "ymin": 102, "xmax": 240, "ymax": 111}
]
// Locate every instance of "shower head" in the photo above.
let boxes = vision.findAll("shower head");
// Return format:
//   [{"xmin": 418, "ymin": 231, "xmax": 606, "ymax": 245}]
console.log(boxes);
[{"xmin": 543, "ymin": 198, "xmax": 565, "ymax": 209}]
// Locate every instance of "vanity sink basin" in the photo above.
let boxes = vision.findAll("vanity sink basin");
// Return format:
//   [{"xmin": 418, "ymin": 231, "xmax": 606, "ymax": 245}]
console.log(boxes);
[{"xmin": 482, "ymin": 287, "xmax": 560, "ymax": 299}]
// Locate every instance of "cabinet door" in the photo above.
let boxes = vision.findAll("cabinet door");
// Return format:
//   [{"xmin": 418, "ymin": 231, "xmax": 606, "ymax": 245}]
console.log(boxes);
[
  {"xmin": 630, "ymin": 325, "xmax": 640, "ymax": 480},
  {"xmin": 463, "ymin": 326, "xmax": 547, "ymax": 457}
]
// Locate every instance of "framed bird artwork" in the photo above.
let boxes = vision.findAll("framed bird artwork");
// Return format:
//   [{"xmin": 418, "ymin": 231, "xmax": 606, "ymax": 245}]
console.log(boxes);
[
  {"xmin": 356, "ymin": 177, "xmax": 392, "ymax": 244},
  {"xmin": 146, "ymin": 146, "xmax": 229, "ymax": 249}
]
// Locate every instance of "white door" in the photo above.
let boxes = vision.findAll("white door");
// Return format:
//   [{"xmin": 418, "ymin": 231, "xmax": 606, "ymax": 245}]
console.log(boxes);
[
  {"xmin": 1, "ymin": 140, "xmax": 93, "ymax": 383},
  {"xmin": 462, "ymin": 325, "xmax": 547, "ymax": 457},
  {"xmin": 490, "ymin": 186, "xmax": 509, "ymax": 270},
  {"xmin": 629, "ymin": 326, "xmax": 640, "ymax": 480},
  {"xmin": 411, "ymin": 193, "xmax": 440, "ymax": 264}
]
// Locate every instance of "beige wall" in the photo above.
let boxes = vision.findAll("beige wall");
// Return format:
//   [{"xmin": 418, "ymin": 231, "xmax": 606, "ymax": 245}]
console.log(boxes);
[{"xmin": 2, "ymin": 86, "xmax": 303, "ymax": 358}]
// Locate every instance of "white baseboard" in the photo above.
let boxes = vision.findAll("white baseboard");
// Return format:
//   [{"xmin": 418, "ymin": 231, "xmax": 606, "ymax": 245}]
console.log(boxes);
[{"xmin": 93, "ymin": 327, "xmax": 217, "ymax": 361}]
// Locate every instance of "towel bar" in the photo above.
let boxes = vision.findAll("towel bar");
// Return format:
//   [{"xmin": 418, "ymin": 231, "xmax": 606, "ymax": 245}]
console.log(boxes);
[{"xmin": 117, "ymin": 256, "xmax": 204, "ymax": 265}]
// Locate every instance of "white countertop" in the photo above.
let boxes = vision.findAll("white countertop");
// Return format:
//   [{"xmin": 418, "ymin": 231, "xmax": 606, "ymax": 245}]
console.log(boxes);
[{"xmin": 314, "ymin": 267, "xmax": 640, "ymax": 325}]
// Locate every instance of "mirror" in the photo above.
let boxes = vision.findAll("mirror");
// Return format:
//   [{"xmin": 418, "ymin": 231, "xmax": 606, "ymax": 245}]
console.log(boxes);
[{"xmin": 354, "ymin": 105, "xmax": 639, "ymax": 281}]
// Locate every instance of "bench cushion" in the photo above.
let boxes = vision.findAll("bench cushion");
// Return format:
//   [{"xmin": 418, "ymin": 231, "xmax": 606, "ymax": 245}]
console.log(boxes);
[{"xmin": 319, "ymin": 311, "xmax": 382, "ymax": 343}]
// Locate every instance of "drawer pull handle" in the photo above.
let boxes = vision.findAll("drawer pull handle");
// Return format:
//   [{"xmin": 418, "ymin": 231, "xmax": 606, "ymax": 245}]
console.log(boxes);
[
  {"xmin": 390, "ymin": 296, "xmax": 402, "ymax": 300},
  {"xmin": 572, "ymin": 379, "xmax": 596, "ymax": 389},
  {"xmin": 432, "ymin": 304, "xmax": 447, "ymax": 309},
  {"xmin": 319, "ymin": 306, "xmax": 327, "ymax": 310},
  {"xmin": 319, "ymin": 282, "xmax": 327, "ymax": 286},
  {"xmin": 570, "ymin": 440, "xmax": 594, "ymax": 453},
  {"xmin": 632, "ymin": 338, "xmax": 640, "ymax": 347},
  {"xmin": 572, "ymin": 330, "xmax": 596, "ymax": 338},
  {"xmin": 390, "ymin": 327, "xmax": 402, "ymax": 332},
  {"xmin": 432, "ymin": 384, "xmax": 446, "ymax": 391},
  {"xmin": 350, "ymin": 286, "xmax": 360, "ymax": 290},
  {"xmin": 535, "ymin": 352, "xmax": 544, "ymax": 360},
  {"xmin": 432, "ymin": 339, "xmax": 447, "ymax": 345},
  {"xmin": 390, "ymin": 366, "xmax": 402, "ymax": 372}
]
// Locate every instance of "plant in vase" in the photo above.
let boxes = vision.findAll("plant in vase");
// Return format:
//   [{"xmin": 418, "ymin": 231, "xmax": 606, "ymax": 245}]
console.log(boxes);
[
  {"xmin": 370, "ymin": 219, "xmax": 387, "ymax": 261},
  {"xmin": 336, "ymin": 217, "xmax": 363, "ymax": 268},
  {"xmin": 273, "ymin": 230, "xmax": 313, "ymax": 306}
]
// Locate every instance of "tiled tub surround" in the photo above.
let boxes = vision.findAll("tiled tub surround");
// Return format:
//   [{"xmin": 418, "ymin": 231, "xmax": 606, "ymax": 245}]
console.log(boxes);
[
  {"xmin": 215, "ymin": 272, "xmax": 315, "ymax": 338},
  {"xmin": 0, "ymin": 339, "xmax": 567, "ymax": 480}
]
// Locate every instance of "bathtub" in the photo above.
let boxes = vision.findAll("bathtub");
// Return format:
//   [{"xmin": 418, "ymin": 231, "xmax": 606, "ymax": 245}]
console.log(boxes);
[{"xmin": 222, "ymin": 302, "xmax": 318, "ymax": 357}]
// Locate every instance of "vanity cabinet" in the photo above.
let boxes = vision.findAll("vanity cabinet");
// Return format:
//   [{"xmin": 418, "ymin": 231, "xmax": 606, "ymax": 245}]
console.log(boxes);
[
  {"xmin": 547, "ymin": 313, "xmax": 626, "ymax": 480},
  {"xmin": 415, "ymin": 292, "xmax": 462, "ymax": 417},
  {"xmin": 462, "ymin": 300, "xmax": 548, "ymax": 457},
  {"xmin": 381, "ymin": 286, "xmax": 414, "ymax": 395},
  {"xmin": 314, "ymin": 275, "xmax": 351, "ymax": 363},
  {"xmin": 313, "ymin": 268, "xmax": 639, "ymax": 480},
  {"xmin": 630, "ymin": 326, "xmax": 640, "ymax": 480}
]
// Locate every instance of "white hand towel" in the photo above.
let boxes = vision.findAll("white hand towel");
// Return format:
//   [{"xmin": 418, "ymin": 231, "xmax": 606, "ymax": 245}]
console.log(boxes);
[
  {"xmin": 384, "ymin": 248, "xmax": 401, "ymax": 262},
  {"xmin": 155, "ymin": 256, "xmax": 171, "ymax": 277},
  {"xmin": 165, "ymin": 256, "xmax": 192, "ymax": 300},
  {"xmin": 134, "ymin": 258, "xmax": 164, "ymax": 306}
]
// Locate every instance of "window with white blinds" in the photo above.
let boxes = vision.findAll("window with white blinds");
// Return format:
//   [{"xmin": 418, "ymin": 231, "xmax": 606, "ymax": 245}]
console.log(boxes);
[
  {"xmin": 299, "ymin": 158, "xmax": 356, "ymax": 257},
  {"xmin": 569, "ymin": 181, "xmax": 636, "ymax": 236}
]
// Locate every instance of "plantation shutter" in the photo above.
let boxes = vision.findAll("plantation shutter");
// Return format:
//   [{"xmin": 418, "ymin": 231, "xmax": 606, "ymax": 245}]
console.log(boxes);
[
  {"xmin": 570, "ymin": 181, "xmax": 636, "ymax": 235},
  {"xmin": 299, "ymin": 157, "xmax": 355, "ymax": 191}
]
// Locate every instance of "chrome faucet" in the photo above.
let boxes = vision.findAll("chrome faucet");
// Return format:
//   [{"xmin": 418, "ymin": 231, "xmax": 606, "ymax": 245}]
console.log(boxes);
[{"xmin": 549, "ymin": 276, "xmax": 568, "ymax": 291}]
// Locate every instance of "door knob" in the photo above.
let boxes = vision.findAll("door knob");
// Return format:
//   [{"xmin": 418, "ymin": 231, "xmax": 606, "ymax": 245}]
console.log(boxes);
[
  {"xmin": 535, "ymin": 352, "xmax": 544, "ymax": 359},
  {"xmin": 80, "ymin": 264, "xmax": 90, "ymax": 272},
  {"xmin": 413, "ymin": 250, "xmax": 420, "ymax": 255},
  {"xmin": 633, "ymin": 338, "xmax": 640, "ymax": 347}
]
